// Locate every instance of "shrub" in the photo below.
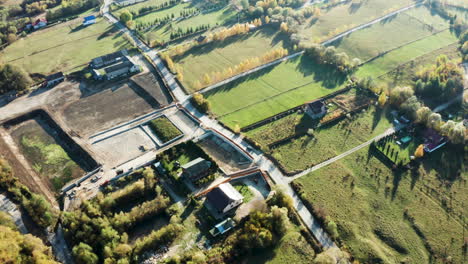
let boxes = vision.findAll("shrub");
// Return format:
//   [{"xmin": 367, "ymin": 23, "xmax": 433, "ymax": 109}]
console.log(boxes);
[{"xmin": 191, "ymin": 93, "xmax": 211, "ymax": 113}]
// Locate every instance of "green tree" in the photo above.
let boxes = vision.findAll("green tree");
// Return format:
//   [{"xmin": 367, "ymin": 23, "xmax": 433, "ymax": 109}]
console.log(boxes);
[
  {"xmin": 119, "ymin": 10, "xmax": 133, "ymax": 24},
  {"xmin": 0, "ymin": 64, "xmax": 32, "ymax": 95},
  {"xmin": 72, "ymin": 242, "xmax": 99, "ymax": 264}
]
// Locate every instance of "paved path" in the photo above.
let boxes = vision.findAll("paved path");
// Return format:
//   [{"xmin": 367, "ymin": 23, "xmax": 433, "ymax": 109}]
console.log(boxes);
[{"xmin": 289, "ymin": 127, "xmax": 396, "ymax": 182}]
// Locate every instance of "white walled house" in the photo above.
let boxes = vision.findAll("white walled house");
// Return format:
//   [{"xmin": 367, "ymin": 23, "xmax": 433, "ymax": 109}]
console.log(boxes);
[{"xmin": 206, "ymin": 182, "xmax": 243, "ymax": 214}]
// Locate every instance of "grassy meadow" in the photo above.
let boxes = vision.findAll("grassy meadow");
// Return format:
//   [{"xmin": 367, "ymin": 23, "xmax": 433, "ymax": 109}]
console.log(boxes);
[
  {"xmin": 293, "ymin": 145, "xmax": 466, "ymax": 263},
  {"xmin": 247, "ymin": 106, "xmax": 392, "ymax": 172},
  {"xmin": 173, "ymin": 26, "xmax": 292, "ymax": 92},
  {"xmin": 205, "ymin": 55, "xmax": 347, "ymax": 128},
  {"xmin": 333, "ymin": 5, "xmax": 451, "ymax": 62},
  {"xmin": 0, "ymin": 18, "xmax": 131, "ymax": 75},
  {"xmin": 355, "ymin": 29, "xmax": 459, "ymax": 78},
  {"xmin": 298, "ymin": 0, "xmax": 415, "ymax": 43}
]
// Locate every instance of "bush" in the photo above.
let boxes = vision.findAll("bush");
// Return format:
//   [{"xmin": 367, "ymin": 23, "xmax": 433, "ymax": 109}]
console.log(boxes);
[{"xmin": 191, "ymin": 93, "xmax": 211, "ymax": 113}]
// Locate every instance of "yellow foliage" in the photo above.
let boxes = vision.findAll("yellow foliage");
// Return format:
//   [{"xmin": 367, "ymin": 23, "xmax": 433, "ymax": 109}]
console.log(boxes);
[{"xmin": 414, "ymin": 144, "xmax": 424, "ymax": 158}]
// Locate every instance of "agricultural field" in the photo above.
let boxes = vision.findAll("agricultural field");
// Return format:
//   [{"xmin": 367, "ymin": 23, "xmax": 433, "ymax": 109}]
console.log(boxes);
[
  {"xmin": 0, "ymin": 18, "xmax": 131, "ymax": 75},
  {"xmin": 205, "ymin": 55, "xmax": 347, "ymax": 129},
  {"xmin": 172, "ymin": 26, "xmax": 292, "ymax": 92},
  {"xmin": 247, "ymin": 105, "xmax": 392, "ymax": 173},
  {"xmin": 333, "ymin": 5, "xmax": 451, "ymax": 62},
  {"xmin": 293, "ymin": 145, "xmax": 467, "ymax": 263},
  {"xmin": 297, "ymin": 0, "xmax": 416, "ymax": 43},
  {"xmin": 10, "ymin": 119, "xmax": 85, "ymax": 191},
  {"xmin": 355, "ymin": 29, "xmax": 459, "ymax": 78}
]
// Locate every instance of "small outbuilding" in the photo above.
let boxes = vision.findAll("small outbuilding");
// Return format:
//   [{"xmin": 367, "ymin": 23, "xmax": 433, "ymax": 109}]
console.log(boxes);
[
  {"xmin": 206, "ymin": 182, "xmax": 243, "ymax": 214},
  {"xmin": 90, "ymin": 49, "xmax": 128, "ymax": 69},
  {"xmin": 83, "ymin": 15, "xmax": 96, "ymax": 26},
  {"xmin": 32, "ymin": 18, "xmax": 47, "ymax": 30},
  {"xmin": 181, "ymin": 157, "xmax": 212, "ymax": 182},
  {"xmin": 423, "ymin": 128, "xmax": 446, "ymax": 153},
  {"xmin": 43, "ymin": 72, "xmax": 64, "ymax": 88},
  {"xmin": 209, "ymin": 218, "xmax": 236, "ymax": 237}
]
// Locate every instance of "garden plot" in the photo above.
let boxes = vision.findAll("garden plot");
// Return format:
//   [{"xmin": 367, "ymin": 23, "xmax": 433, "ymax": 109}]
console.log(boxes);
[
  {"xmin": 0, "ymin": 17, "xmax": 131, "ymax": 75},
  {"xmin": 297, "ymin": 0, "xmax": 415, "ymax": 43},
  {"xmin": 332, "ymin": 5, "xmax": 451, "ymax": 62},
  {"xmin": 205, "ymin": 55, "xmax": 347, "ymax": 129},
  {"xmin": 172, "ymin": 26, "xmax": 292, "ymax": 92},
  {"xmin": 5, "ymin": 112, "xmax": 97, "ymax": 191}
]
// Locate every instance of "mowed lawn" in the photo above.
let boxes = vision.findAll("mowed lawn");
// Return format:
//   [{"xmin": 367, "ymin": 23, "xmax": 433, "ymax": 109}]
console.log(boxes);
[
  {"xmin": 293, "ymin": 146, "xmax": 466, "ymax": 263},
  {"xmin": 205, "ymin": 55, "xmax": 347, "ymax": 128},
  {"xmin": 174, "ymin": 26, "xmax": 292, "ymax": 92},
  {"xmin": 355, "ymin": 29, "xmax": 459, "ymax": 78},
  {"xmin": 0, "ymin": 18, "xmax": 130, "ymax": 74},
  {"xmin": 298, "ymin": 0, "xmax": 415, "ymax": 42},
  {"xmin": 247, "ymin": 106, "xmax": 392, "ymax": 172},
  {"xmin": 333, "ymin": 5, "xmax": 451, "ymax": 62}
]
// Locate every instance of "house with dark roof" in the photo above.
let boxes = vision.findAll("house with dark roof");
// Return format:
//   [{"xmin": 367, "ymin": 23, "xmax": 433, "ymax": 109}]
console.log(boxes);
[
  {"xmin": 90, "ymin": 50, "xmax": 128, "ymax": 69},
  {"xmin": 43, "ymin": 72, "xmax": 64, "ymax": 88},
  {"xmin": 181, "ymin": 157, "xmax": 212, "ymax": 182},
  {"xmin": 83, "ymin": 15, "xmax": 96, "ymax": 26},
  {"xmin": 423, "ymin": 128, "xmax": 446, "ymax": 153},
  {"xmin": 206, "ymin": 182, "xmax": 243, "ymax": 214},
  {"xmin": 305, "ymin": 100, "xmax": 327, "ymax": 119}
]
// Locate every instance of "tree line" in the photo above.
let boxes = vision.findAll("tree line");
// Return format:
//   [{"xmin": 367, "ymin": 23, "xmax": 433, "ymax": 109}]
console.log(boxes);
[
  {"xmin": 63, "ymin": 167, "xmax": 184, "ymax": 263},
  {"xmin": 304, "ymin": 43, "xmax": 361, "ymax": 74},
  {"xmin": 46, "ymin": 0, "xmax": 99, "ymax": 22},
  {"xmin": 0, "ymin": 158, "xmax": 57, "ymax": 228}
]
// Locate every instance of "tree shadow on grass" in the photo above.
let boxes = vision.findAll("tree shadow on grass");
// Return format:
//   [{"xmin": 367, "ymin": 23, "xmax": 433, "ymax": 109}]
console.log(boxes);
[
  {"xmin": 295, "ymin": 55, "xmax": 347, "ymax": 89},
  {"xmin": 391, "ymin": 170, "xmax": 404, "ymax": 201},
  {"xmin": 348, "ymin": 1, "xmax": 363, "ymax": 14}
]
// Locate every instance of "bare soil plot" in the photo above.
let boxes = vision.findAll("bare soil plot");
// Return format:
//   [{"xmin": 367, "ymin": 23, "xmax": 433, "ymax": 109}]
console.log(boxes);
[
  {"xmin": 197, "ymin": 133, "xmax": 252, "ymax": 174},
  {"xmin": 131, "ymin": 72, "xmax": 173, "ymax": 106},
  {"xmin": 62, "ymin": 80, "xmax": 159, "ymax": 137}
]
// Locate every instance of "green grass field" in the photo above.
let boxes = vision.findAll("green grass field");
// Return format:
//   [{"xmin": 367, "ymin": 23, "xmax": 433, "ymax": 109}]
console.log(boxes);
[
  {"xmin": 333, "ymin": 5, "xmax": 451, "ymax": 62},
  {"xmin": 380, "ymin": 42, "xmax": 461, "ymax": 86},
  {"xmin": 232, "ymin": 182, "xmax": 254, "ymax": 203},
  {"xmin": 355, "ymin": 29, "xmax": 459, "ymax": 78},
  {"xmin": 375, "ymin": 136, "xmax": 420, "ymax": 165},
  {"xmin": 293, "ymin": 145, "xmax": 466, "ymax": 263},
  {"xmin": 247, "ymin": 106, "xmax": 392, "ymax": 172},
  {"xmin": 148, "ymin": 116, "xmax": 182, "ymax": 143},
  {"xmin": 173, "ymin": 26, "xmax": 292, "ymax": 92},
  {"xmin": 205, "ymin": 55, "xmax": 347, "ymax": 128},
  {"xmin": 247, "ymin": 229, "xmax": 315, "ymax": 264},
  {"xmin": 298, "ymin": 0, "xmax": 415, "ymax": 43},
  {"xmin": 0, "ymin": 18, "xmax": 131, "ymax": 75}
]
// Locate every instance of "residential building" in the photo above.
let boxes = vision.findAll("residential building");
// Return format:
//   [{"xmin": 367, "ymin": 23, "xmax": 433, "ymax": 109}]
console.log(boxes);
[
  {"xmin": 206, "ymin": 182, "xmax": 243, "ymax": 214},
  {"xmin": 305, "ymin": 100, "xmax": 327, "ymax": 119},
  {"xmin": 43, "ymin": 72, "xmax": 64, "ymax": 88},
  {"xmin": 90, "ymin": 50, "xmax": 128, "ymax": 69},
  {"xmin": 423, "ymin": 128, "xmax": 446, "ymax": 153},
  {"xmin": 31, "ymin": 18, "xmax": 47, "ymax": 30},
  {"xmin": 83, "ymin": 15, "xmax": 96, "ymax": 26},
  {"xmin": 181, "ymin": 157, "xmax": 212, "ymax": 182}
]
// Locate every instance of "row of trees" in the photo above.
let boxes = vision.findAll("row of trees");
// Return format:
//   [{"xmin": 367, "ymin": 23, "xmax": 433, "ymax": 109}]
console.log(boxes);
[
  {"xmin": 0, "ymin": 158, "xmax": 57, "ymax": 228},
  {"xmin": 191, "ymin": 47, "xmax": 289, "ymax": 89},
  {"xmin": 169, "ymin": 24, "xmax": 211, "ymax": 40},
  {"xmin": 63, "ymin": 168, "xmax": 183, "ymax": 263},
  {"xmin": 304, "ymin": 44, "xmax": 361, "ymax": 74},
  {"xmin": 46, "ymin": 0, "xmax": 99, "ymax": 22},
  {"xmin": 136, "ymin": 0, "xmax": 181, "ymax": 17}
]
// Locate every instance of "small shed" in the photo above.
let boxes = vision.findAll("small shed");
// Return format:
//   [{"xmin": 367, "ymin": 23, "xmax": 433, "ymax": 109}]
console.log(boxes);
[
  {"xmin": 83, "ymin": 15, "xmax": 96, "ymax": 26},
  {"xmin": 43, "ymin": 72, "xmax": 64, "ymax": 88}
]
